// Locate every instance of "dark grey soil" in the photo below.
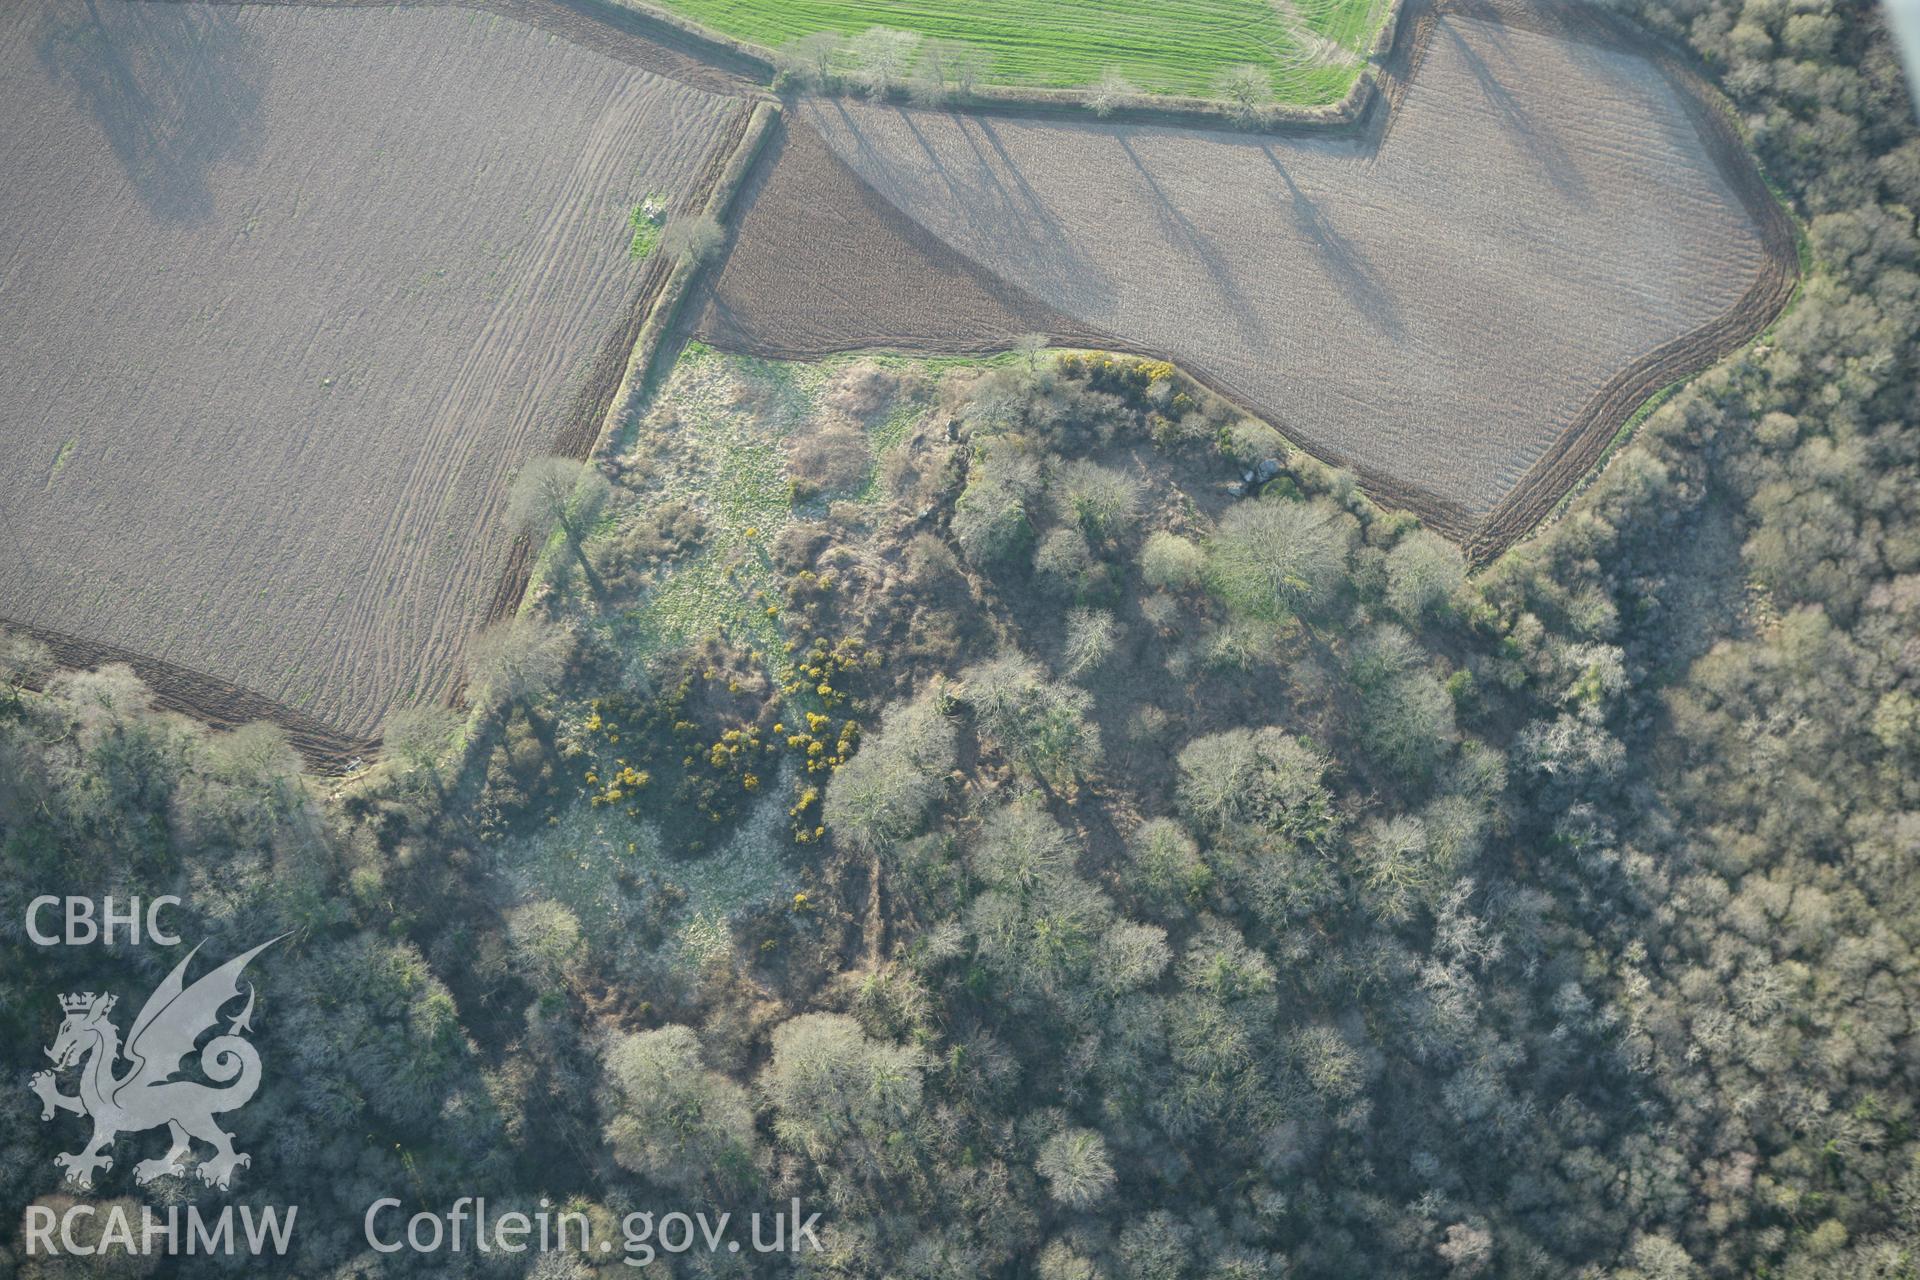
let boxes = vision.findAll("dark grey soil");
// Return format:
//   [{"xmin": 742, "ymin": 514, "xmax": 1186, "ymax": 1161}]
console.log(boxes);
[{"xmin": 0, "ymin": 0, "xmax": 744, "ymax": 741}]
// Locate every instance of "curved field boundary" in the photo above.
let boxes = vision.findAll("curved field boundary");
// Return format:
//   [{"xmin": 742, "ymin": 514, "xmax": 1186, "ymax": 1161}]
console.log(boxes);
[
  {"xmin": 1449, "ymin": 0, "xmax": 1800, "ymax": 560},
  {"xmin": 5, "ymin": 619, "xmax": 379, "ymax": 768},
  {"xmin": 691, "ymin": 123, "xmax": 1488, "ymax": 537},
  {"xmin": 1213, "ymin": 0, "xmax": 1796, "ymax": 559},
  {"xmin": 1286, "ymin": 0, "xmax": 1798, "ymax": 557},
  {"xmin": 10, "ymin": 0, "xmax": 768, "ymax": 772},
  {"xmin": 697, "ymin": 0, "xmax": 1797, "ymax": 560}
]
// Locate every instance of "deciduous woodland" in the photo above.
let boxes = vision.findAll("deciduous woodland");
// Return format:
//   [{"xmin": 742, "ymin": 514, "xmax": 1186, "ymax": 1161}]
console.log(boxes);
[{"xmin": 2, "ymin": 0, "xmax": 1916, "ymax": 1277}]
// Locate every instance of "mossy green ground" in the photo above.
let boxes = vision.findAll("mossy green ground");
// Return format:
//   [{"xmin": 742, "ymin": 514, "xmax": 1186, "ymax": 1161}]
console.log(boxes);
[{"xmin": 655, "ymin": 0, "xmax": 1391, "ymax": 102}]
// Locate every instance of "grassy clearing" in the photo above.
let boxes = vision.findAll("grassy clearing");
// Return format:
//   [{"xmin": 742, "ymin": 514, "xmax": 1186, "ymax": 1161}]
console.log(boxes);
[
  {"xmin": 599, "ymin": 344, "xmax": 942, "ymax": 681},
  {"xmin": 652, "ymin": 0, "xmax": 1390, "ymax": 101},
  {"xmin": 610, "ymin": 345, "xmax": 816, "ymax": 683}
]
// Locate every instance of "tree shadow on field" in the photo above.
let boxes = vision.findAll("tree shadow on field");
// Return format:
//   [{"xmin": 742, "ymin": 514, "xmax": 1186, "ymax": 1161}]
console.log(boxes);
[
  {"xmin": 37, "ymin": 0, "xmax": 268, "ymax": 224},
  {"xmin": 1439, "ymin": 18, "xmax": 1589, "ymax": 204},
  {"xmin": 820, "ymin": 96, "xmax": 1117, "ymax": 318},
  {"xmin": 1113, "ymin": 133, "xmax": 1268, "ymax": 344},
  {"xmin": 1259, "ymin": 144, "xmax": 1405, "ymax": 341}
]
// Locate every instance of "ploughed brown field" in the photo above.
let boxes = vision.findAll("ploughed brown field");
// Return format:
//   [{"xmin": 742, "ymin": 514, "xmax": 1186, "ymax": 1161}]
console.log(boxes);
[
  {"xmin": 0, "ymin": 0, "xmax": 746, "ymax": 745},
  {"xmin": 696, "ymin": 0, "xmax": 1795, "ymax": 548}
]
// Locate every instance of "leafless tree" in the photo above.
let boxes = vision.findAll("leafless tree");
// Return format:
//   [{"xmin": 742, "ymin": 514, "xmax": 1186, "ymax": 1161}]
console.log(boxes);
[
  {"xmin": 1088, "ymin": 67, "xmax": 1137, "ymax": 117},
  {"xmin": 849, "ymin": 26, "xmax": 918, "ymax": 98},
  {"xmin": 507, "ymin": 455, "xmax": 612, "ymax": 600},
  {"xmin": 1215, "ymin": 63, "xmax": 1276, "ymax": 128},
  {"xmin": 773, "ymin": 30, "xmax": 843, "ymax": 89},
  {"xmin": 467, "ymin": 617, "xmax": 573, "ymax": 715}
]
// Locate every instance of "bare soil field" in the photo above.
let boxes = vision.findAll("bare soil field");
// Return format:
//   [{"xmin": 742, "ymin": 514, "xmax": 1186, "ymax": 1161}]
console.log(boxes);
[
  {"xmin": 0, "ymin": 0, "xmax": 747, "ymax": 747},
  {"xmin": 695, "ymin": 0, "xmax": 1795, "ymax": 549},
  {"xmin": 696, "ymin": 121, "xmax": 1093, "ymax": 357}
]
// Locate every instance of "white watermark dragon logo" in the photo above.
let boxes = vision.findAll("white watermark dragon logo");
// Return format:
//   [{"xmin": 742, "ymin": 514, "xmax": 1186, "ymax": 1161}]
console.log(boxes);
[{"xmin": 30, "ymin": 937, "xmax": 283, "ymax": 1191}]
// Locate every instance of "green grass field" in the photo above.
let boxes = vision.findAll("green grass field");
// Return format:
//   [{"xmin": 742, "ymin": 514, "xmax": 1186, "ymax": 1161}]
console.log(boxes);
[{"xmin": 652, "ymin": 0, "xmax": 1391, "ymax": 102}]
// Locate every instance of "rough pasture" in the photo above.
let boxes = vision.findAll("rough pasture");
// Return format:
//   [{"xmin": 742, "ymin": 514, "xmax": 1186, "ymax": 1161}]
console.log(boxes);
[
  {"xmin": 0, "ymin": 0, "xmax": 746, "ymax": 745},
  {"xmin": 696, "ymin": 0, "xmax": 1794, "ymax": 547}
]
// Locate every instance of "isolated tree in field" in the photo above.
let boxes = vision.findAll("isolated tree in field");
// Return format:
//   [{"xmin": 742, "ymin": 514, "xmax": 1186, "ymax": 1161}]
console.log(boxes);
[
  {"xmin": 603, "ymin": 1025, "xmax": 759, "ymax": 1190},
  {"xmin": 1036, "ymin": 1128, "xmax": 1117, "ymax": 1208},
  {"xmin": 1088, "ymin": 68, "xmax": 1136, "ymax": 118},
  {"xmin": 773, "ymin": 30, "xmax": 843, "ymax": 89},
  {"xmin": 467, "ymin": 616, "xmax": 572, "ymax": 714},
  {"xmin": 1205, "ymin": 497, "xmax": 1352, "ymax": 620},
  {"xmin": 849, "ymin": 26, "xmax": 918, "ymax": 98},
  {"xmin": 1215, "ymin": 63, "xmax": 1276, "ymax": 127},
  {"xmin": 823, "ymin": 692, "xmax": 957, "ymax": 854},
  {"xmin": 659, "ymin": 213, "xmax": 726, "ymax": 265}
]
